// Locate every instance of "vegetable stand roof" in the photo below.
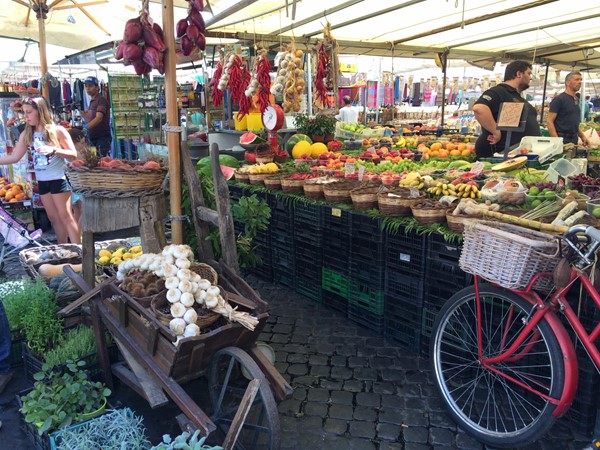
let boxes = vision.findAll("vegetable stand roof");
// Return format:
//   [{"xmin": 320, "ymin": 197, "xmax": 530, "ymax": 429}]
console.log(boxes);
[{"xmin": 1, "ymin": 0, "xmax": 599, "ymax": 70}]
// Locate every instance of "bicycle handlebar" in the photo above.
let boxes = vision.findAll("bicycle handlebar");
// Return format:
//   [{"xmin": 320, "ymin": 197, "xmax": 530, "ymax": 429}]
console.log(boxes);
[{"xmin": 563, "ymin": 224, "xmax": 600, "ymax": 267}]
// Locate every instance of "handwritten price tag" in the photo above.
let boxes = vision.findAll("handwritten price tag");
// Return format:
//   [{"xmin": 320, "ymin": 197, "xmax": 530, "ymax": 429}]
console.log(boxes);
[
  {"xmin": 358, "ymin": 166, "xmax": 365, "ymax": 181},
  {"xmin": 345, "ymin": 163, "xmax": 355, "ymax": 175}
]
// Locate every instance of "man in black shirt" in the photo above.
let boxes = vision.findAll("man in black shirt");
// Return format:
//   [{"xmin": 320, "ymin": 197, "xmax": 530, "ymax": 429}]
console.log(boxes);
[
  {"xmin": 546, "ymin": 71, "xmax": 590, "ymax": 146},
  {"xmin": 473, "ymin": 61, "xmax": 540, "ymax": 158}
]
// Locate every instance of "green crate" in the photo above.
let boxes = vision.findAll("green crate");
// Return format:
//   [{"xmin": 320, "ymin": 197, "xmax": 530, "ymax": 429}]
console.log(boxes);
[
  {"xmin": 348, "ymin": 280, "xmax": 385, "ymax": 315},
  {"xmin": 322, "ymin": 268, "xmax": 349, "ymax": 298}
]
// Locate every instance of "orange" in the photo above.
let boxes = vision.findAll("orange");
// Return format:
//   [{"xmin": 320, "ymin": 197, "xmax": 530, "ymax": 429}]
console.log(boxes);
[
  {"xmin": 438, "ymin": 150, "xmax": 449, "ymax": 158},
  {"xmin": 430, "ymin": 142, "xmax": 442, "ymax": 152},
  {"xmin": 429, "ymin": 150, "xmax": 439, "ymax": 157},
  {"xmin": 461, "ymin": 149, "xmax": 471, "ymax": 157},
  {"xmin": 446, "ymin": 143, "xmax": 455, "ymax": 152},
  {"xmin": 450, "ymin": 150, "xmax": 461, "ymax": 157},
  {"xmin": 5, "ymin": 191, "xmax": 13, "ymax": 200},
  {"xmin": 457, "ymin": 143, "xmax": 467, "ymax": 152}
]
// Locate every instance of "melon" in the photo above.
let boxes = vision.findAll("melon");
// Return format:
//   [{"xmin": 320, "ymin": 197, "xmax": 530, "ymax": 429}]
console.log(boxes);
[
  {"xmin": 240, "ymin": 132, "xmax": 264, "ymax": 145},
  {"xmin": 491, "ymin": 156, "xmax": 528, "ymax": 172},
  {"xmin": 292, "ymin": 141, "xmax": 312, "ymax": 159},
  {"xmin": 309, "ymin": 142, "xmax": 328, "ymax": 158},
  {"xmin": 286, "ymin": 134, "xmax": 312, "ymax": 154}
]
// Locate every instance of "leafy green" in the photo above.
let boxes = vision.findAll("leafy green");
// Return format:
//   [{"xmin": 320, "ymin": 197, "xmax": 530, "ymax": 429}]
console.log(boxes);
[
  {"xmin": 150, "ymin": 429, "xmax": 222, "ymax": 450},
  {"xmin": 0, "ymin": 278, "xmax": 55, "ymax": 331},
  {"xmin": 43, "ymin": 326, "xmax": 100, "ymax": 368}
]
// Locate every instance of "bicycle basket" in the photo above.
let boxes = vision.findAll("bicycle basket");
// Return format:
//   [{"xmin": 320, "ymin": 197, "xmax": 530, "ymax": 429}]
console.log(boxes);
[{"xmin": 459, "ymin": 221, "xmax": 560, "ymax": 291}]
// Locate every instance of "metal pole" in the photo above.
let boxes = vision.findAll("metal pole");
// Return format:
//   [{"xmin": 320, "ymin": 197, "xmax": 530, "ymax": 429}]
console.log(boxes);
[
  {"xmin": 162, "ymin": 0, "xmax": 183, "ymax": 244},
  {"xmin": 540, "ymin": 62, "xmax": 550, "ymax": 124},
  {"xmin": 581, "ymin": 73, "xmax": 587, "ymax": 123}
]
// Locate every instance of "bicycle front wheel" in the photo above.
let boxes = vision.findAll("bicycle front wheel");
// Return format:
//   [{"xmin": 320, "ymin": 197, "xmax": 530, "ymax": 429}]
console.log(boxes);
[{"xmin": 430, "ymin": 284, "xmax": 565, "ymax": 448}]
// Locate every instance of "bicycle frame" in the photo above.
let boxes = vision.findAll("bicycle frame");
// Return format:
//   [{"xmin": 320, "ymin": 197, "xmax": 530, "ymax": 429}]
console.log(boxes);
[{"xmin": 473, "ymin": 267, "xmax": 600, "ymax": 417}]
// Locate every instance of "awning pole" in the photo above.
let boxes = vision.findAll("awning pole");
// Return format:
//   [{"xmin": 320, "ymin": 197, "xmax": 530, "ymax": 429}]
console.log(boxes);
[
  {"xmin": 306, "ymin": 52, "xmax": 313, "ymax": 116},
  {"xmin": 581, "ymin": 73, "xmax": 586, "ymax": 123},
  {"xmin": 540, "ymin": 62, "xmax": 550, "ymax": 124},
  {"xmin": 37, "ymin": 3, "xmax": 49, "ymax": 99},
  {"xmin": 162, "ymin": 0, "xmax": 183, "ymax": 244}
]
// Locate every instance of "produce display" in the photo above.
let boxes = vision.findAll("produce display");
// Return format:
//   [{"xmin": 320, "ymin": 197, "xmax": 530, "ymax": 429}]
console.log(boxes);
[{"xmin": 0, "ymin": 179, "xmax": 27, "ymax": 203}]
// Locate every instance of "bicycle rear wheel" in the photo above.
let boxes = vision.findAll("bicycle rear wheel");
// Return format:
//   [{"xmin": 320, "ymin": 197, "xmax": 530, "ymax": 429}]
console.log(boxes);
[{"xmin": 430, "ymin": 284, "xmax": 565, "ymax": 448}]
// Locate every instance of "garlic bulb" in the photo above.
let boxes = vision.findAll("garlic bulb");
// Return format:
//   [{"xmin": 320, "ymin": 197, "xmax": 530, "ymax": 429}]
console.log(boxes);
[
  {"xmin": 191, "ymin": 282, "xmax": 199, "ymax": 293},
  {"xmin": 183, "ymin": 308, "xmax": 198, "ymax": 324},
  {"xmin": 184, "ymin": 323, "xmax": 200, "ymax": 337},
  {"xmin": 177, "ymin": 269, "xmax": 193, "ymax": 281},
  {"xmin": 163, "ymin": 254, "xmax": 175, "ymax": 265},
  {"xmin": 154, "ymin": 266, "xmax": 165, "ymax": 278},
  {"xmin": 148, "ymin": 259, "xmax": 161, "ymax": 272},
  {"xmin": 180, "ymin": 292, "xmax": 195, "ymax": 307},
  {"xmin": 116, "ymin": 271, "xmax": 125, "ymax": 281},
  {"xmin": 198, "ymin": 279, "xmax": 211, "ymax": 291},
  {"xmin": 205, "ymin": 294, "xmax": 218, "ymax": 308},
  {"xmin": 191, "ymin": 273, "xmax": 202, "ymax": 284},
  {"xmin": 170, "ymin": 302, "xmax": 186, "ymax": 318},
  {"xmin": 195, "ymin": 289, "xmax": 207, "ymax": 305},
  {"xmin": 162, "ymin": 244, "xmax": 175, "ymax": 256},
  {"xmin": 173, "ymin": 245, "xmax": 190, "ymax": 259},
  {"xmin": 178, "ymin": 279, "xmax": 193, "ymax": 293},
  {"xmin": 167, "ymin": 288, "xmax": 182, "ymax": 303},
  {"xmin": 169, "ymin": 317, "xmax": 186, "ymax": 335},
  {"xmin": 207, "ymin": 286, "xmax": 221, "ymax": 297},
  {"xmin": 165, "ymin": 277, "xmax": 180, "ymax": 290},
  {"xmin": 175, "ymin": 258, "xmax": 191, "ymax": 270},
  {"xmin": 163, "ymin": 264, "xmax": 179, "ymax": 278}
]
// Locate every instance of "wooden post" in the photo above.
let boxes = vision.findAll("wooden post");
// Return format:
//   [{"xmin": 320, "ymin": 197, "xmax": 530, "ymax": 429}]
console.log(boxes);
[
  {"xmin": 37, "ymin": 2, "xmax": 49, "ymax": 100},
  {"xmin": 162, "ymin": 0, "xmax": 183, "ymax": 244}
]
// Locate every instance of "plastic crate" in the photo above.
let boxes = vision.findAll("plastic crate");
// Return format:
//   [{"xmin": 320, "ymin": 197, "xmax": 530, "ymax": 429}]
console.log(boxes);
[
  {"xmin": 428, "ymin": 233, "xmax": 462, "ymax": 261},
  {"xmin": 384, "ymin": 299, "xmax": 423, "ymax": 353},
  {"xmin": 424, "ymin": 282, "xmax": 462, "ymax": 309},
  {"xmin": 17, "ymin": 390, "xmax": 52, "ymax": 450},
  {"xmin": 322, "ymin": 268, "xmax": 349, "ymax": 298},
  {"xmin": 293, "ymin": 202, "xmax": 323, "ymax": 228},
  {"xmin": 293, "ymin": 228, "xmax": 323, "ymax": 247},
  {"xmin": 425, "ymin": 257, "xmax": 472, "ymax": 292},
  {"xmin": 385, "ymin": 271, "xmax": 424, "ymax": 307},
  {"xmin": 270, "ymin": 227, "xmax": 294, "ymax": 249},
  {"xmin": 347, "ymin": 303, "xmax": 384, "ymax": 335},
  {"xmin": 273, "ymin": 270, "xmax": 295, "ymax": 288},
  {"xmin": 228, "ymin": 183, "xmax": 246, "ymax": 203},
  {"xmin": 322, "ymin": 290, "xmax": 348, "ymax": 315},
  {"xmin": 349, "ymin": 212, "xmax": 384, "ymax": 242},
  {"xmin": 247, "ymin": 264, "xmax": 273, "ymax": 282},
  {"xmin": 322, "ymin": 233, "xmax": 351, "ymax": 275},
  {"xmin": 322, "ymin": 205, "xmax": 352, "ymax": 235},
  {"xmin": 295, "ymin": 275, "xmax": 322, "ymax": 303},
  {"xmin": 271, "ymin": 245, "xmax": 294, "ymax": 273},
  {"xmin": 10, "ymin": 329, "xmax": 25, "ymax": 367},
  {"xmin": 562, "ymin": 398, "xmax": 598, "ymax": 438},
  {"xmin": 386, "ymin": 228, "xmax": 428, "ymax": 277},
  {"xmin": 348, "ymin": 280, "xmax": 385, "ymax": 315}
]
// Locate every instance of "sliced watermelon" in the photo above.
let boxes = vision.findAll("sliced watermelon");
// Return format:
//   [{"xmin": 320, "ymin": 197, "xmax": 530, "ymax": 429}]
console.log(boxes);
[
  {"xmin": 286, "ymin": 134, "xmax": 312, "ymax": 154},
  {"xmin": 240, "ymin": 132, "xmax": 265, "ymax": 145},
  {"xmin": 220, "ymin": 165, "xmax": 235, "ymax": 180}
]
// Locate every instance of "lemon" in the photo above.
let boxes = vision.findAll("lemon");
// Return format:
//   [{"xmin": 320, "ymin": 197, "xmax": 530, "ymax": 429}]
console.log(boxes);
[
  {"xmin": 130, "ymin": 245, "xmax": 142, "ymax": 253},
  {"xmin": 544, "ymin": 191, "xmax": 556, "ymax": 200},
  {"xmin": 593, "ymin": 207, "xmax": 600, "ymax": 219},
  {"xmin": 122, "ymin": 252, "xmax": 133, "ymax": 260},
  {"xmin": 265, "ymin": 162, "xmax": 279, "ymax": 173},
  {"xmin": 98, "ymin": 249, "xmax": 112, "ymax": 258},
  {"xmin": 110, "ymin": 256, "xmax": 122, "ymax": 265},
  {"xmin": 97, "ymin": 256, "xmax": 110, "ymax": 265},
  {"xmin": 531, "ymin": 199, "xmax": 542, "ymax": 208}
]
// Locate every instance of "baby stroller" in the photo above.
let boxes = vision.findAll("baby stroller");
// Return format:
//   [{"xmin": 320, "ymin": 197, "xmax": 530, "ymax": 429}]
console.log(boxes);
[{"xmin": 0, "ymin": 206, "xmax": 48, "ymax": 272}]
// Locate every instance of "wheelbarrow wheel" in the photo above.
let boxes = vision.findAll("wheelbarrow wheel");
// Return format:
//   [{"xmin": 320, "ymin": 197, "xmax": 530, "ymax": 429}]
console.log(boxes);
[{"xmin": 207, "ymin": 346, "xmax": 281, "ymax": 450}]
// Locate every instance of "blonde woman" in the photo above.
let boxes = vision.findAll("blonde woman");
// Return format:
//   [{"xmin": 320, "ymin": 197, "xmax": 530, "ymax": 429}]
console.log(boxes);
[{"xmin": 0, "ymin": 96, "xmax": 80, "ymax": 244}]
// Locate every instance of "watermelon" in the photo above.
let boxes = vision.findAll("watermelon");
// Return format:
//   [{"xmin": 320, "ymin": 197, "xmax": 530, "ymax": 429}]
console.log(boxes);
[
  {"xmin": 197, "ymin": 154, "xmax": 240, "ymax": 170},
  {"xmin": 240, "ymin": 132, "xmax": 264, "ymax": 145},
  {"xmin": 285, "ymin": 134, "xmax": 312, "ymax": 154}
]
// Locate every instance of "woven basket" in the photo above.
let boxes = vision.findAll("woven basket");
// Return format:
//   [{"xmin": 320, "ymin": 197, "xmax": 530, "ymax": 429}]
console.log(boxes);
[
  {"xmin": 350, "ymin": 186, "xmax": 380, "ymax": 209},
  {"xmin": 150, "ymin": 286, "xmax": 222, "ymax": 329},
  {"xmin": 248, "ymin": 173, "xmax": 271, "ymax": 186},
  {"xmin": 132, "ymin": 289, "xmax": 167, "ymax": 308},
  {"xmin": 446, "ymin": 210, "xmax": 478, "ymax": 233},
  {"xmin": 459, "ymin": 221, "xmax": 560, "ymax": 291},
  {"xmin": 66, "ymin": 166, "xmax": 167, "ymax": 198},
  {"xmin": 411, "ymin": 201, "xmax": 450, "ymax": 224},
  {"xmin": 588, "ymin": 155, "xmax": 600, "ymax": 162},
  {"xmin": 255, "ymin": 153, "xmax": 274, "ymax": 164},
  {"xmin": 280, "ymin": 177, "xmax": 306, "ymax": 193},
  {"xmin": 234, "ymin": 171, "xmax": 250, "ymax": 183},
  {"xmin": 263, "ymin": 176, "xmax": 283, "ymax": 190},
  {"xmin": 378, "ymin": 188, "xmax": 424, "ymax": 216},
  {"xmin": 323, "ymin": 181, "xmax": 360, "ymax": 204},
  {"xmin": 190, "ymin": 262, "xmax": 218, "ymax": 285},
  {"xmin": 303, "ymin": 182, "xmax": 324, "ymax": 199},
  {"xmin": 19, "ymin": 244, "xmax": 82, "ymax": 279}
]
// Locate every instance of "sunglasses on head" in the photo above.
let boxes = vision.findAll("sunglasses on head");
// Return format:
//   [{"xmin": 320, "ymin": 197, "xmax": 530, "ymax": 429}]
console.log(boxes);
[{"xmin": 23, "ymin": 97, "xmax": 42, "ymax": 107}]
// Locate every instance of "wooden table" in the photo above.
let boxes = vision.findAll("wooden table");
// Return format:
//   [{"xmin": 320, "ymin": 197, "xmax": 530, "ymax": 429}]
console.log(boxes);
[{"xmin": 80, "ymin": 194, "xmax": 167, "ymax": 287}]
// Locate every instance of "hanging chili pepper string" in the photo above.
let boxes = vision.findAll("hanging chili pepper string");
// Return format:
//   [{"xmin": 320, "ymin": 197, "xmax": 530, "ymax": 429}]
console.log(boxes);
[
  {"xmin": 210, "ymin": 61, "xmax": 224, "ymax": 107},
  {"xmin": 256, "ymin": 55, "xmax": 271, "ymax": 112}
]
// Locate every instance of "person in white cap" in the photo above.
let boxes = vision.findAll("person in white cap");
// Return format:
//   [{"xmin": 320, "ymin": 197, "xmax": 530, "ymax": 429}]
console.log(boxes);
[{"xmin": 80, "ymin": 76, "xmax": 112, "ymax": 157}]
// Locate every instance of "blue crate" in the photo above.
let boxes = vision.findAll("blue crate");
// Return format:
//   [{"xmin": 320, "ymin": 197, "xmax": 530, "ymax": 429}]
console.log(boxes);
[
  {"xmin": 347, "ymin": 303, "xmax": 384, "ymax": 336},
  {"xmin": 385, "ymin": 272, "xmax": 424, "ymax": 307},
  {"xmin": 386, "ymin": 228, "xmax": 428, "ymax": 277},
  {"xmin": 349, "ymin": 211, "xmax": 384, "ymax": 242}
]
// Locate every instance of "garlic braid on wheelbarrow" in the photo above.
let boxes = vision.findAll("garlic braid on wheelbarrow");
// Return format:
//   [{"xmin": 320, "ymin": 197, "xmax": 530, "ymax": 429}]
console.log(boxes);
[{"xmin": 117, "ymin": 245, "xmax": 259, "ymax": 343}]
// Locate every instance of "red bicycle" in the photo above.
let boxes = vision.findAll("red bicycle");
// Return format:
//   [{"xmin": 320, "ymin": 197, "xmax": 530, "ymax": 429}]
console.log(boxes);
[{"xmin": 430, "ymin": 221, "xmax": 600, "ymax": 448}]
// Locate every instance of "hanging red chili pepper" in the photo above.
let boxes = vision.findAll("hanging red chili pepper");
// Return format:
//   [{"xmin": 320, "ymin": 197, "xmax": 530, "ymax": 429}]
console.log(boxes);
[
  {"xmin": 314, "ymin": 42, "xmax": 328, "ymax": 104},
  {"xmin": 210, "ymin": 61, "xmax": 224, "ymax": 107},
  {"xmin": 256, "ymin": 54, "xmax": 272, "ymax": 112}
]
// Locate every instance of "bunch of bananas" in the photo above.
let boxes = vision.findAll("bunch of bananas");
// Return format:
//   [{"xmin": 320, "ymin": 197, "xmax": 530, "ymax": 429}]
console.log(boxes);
[
  {"xmin": 427, "ymin": 182, "xmax": 457, "ymax": 196},
  {"xmin": 393, "ymin": 136, "xmax": 406, "ymax": 148},
  {"xmin": 399, "ymin": 172, "xmax": 424, "ymax": 189},
  {"xmin": 455, "ymin": 183, "xmax": 482, "ymax": 199},
  {"xmin": 249, "ymin": 163, "xmax": 280, "ymax": 174}
]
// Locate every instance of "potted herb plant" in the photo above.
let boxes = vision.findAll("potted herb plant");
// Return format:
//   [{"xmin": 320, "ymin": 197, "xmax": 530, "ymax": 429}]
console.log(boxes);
[{"xmin": 19, "ymin": 360, "xmax": 111, "ymax": 436}]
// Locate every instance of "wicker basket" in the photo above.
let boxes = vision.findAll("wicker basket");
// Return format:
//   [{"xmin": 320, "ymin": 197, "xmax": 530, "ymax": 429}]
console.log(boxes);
[
  {"xmin": 350, "ymin": 186, "xmax": 380, "ymax": 209},
  {"xmin": 263, "ymin": 176, "xmax": 283, "ymax": 190},
  {"xmin": 234, "ymin": 171, "xmax": 250, "ymax": 183},
  {"xmin": 446, "ymin": 210, "xmax": 478, "ymax": 233},
  {"xmin": 303, "ymin": 181, "xmax": 325, "ymax": 199},
  {"xmin": 150, "ymin": 286, "xmax": 221, "ymax": 329},
  {"xmin": 323, "ymin": 181, "xmax": 360, "ymax": 204},
  {"xmin": 248, "ymin": 173, "xmax": 271, "ymax": 186},
  {"xmin": 378, "ymin": 188, "xmax": 424, "ymax": 216},
  {"xmin": 190, "ymin": 262, "xmax": 218, "ymax": 285},
  {"xmin": 411, "ymin": 201, "xmax": 450, "ymax": 224},
  {"xmin": 588, "ymin": 155, "xmax": 600, "ymax": 162},
  {"xmin": 66, "ymin": 165, "xmax": 167, "ymax": 198},
  {"xmin": 280, "ymin": 177, "xmax": 306, "ymax": 193},
  {"xmin": 19, "ymin": 244, "xmax": 82, "ymax": 279},
  {"xmin": 255, "ymin": 153, "xmax": 274, "ymax": 164},
  {"xmin": 459, "ymin": 221, "xmax": 560, "ymax": 291}
]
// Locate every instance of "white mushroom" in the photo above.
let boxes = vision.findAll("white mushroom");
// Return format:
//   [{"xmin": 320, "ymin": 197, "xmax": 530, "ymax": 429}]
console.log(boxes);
[
  {"xmin": 163, "ymin": 264, "xmax": 179, "ymax": 278},
  {"xmin": 183, "ymin": 308, "xmax": 198, "ymax": 324},
  {"xmin": 178, "ymin": 279, "xmax": 193, "ymax": 293},
  {"xmin": 170, "ymin": 302, "xmax": 186, "ymax": 318},
  {"xmin": 180, "ymin": 292, "xmax": 195, "ymax": 307},
  {"xmin": 165, "ymin": 277, "xmax": 180, "ymax": 290},
  {"xmin": 166, "ymin": 288, "xmax": 182, "ymax": 303},
  {"xmin": 198, "ymin": 279, "xmax": 211, "ymax": 291},
  {"xmin": 175, "ymin": 258, "xmax": 191, "ymax": 270},
  {"xmin": 169, "ymin": 317, "xmax": 186, "ymax": 335},
  {"xmin": 184, "ymin": 323, "xmax": 200, "ymax": 337},
  {"xmin": 194, "ymin": 289, "xmax": 207, "ymax": 305},
  {"xmin": 206, "ymin": 286, "xmax": 221, "ymax": 297},
  {"xmin": 205, "ymin": 294, "xmax": 218, "ymax": 309}
]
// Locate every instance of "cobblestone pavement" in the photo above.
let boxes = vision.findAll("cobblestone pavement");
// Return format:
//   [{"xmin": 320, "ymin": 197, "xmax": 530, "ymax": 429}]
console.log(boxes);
[{"xmin": 0, "ymin": 245, "xmax": 596, "ymax": 449}]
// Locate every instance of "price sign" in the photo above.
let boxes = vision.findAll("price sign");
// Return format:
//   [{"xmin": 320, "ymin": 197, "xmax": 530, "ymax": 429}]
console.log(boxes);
[
  {"xmin": 331, "ymin": 207, "xmax": 342, "ymax": 217},
  {"xmin": 345, "ymin": 163, "xmax": 355, "ymax": 175},
  {"xmin": 469, "ymin": 161, "xmax": 484, "ymax": 175},
  {"xmin": 358, "ymin": 166, "xmax": 365, "ymax": 181}
]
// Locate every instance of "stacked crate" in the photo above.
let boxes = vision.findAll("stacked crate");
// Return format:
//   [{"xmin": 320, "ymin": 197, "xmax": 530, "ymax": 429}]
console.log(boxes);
[
  {"xmin": 293, "ymin": 201, "xmax": 323, "ymax": 302},
  {"xmin": 421, "ymin": 233, "xmax": 471, "ymax": 356},
  {"xmin": 320, "ymin": 206, "xmax": 353, "ymax": 314},
  {"xmin": 384, "ymin": 227, "xmax": 427, "ymax": 352},
  {"xmin": 270, "ymin": 194, "xmax": 295, "ymax": 288},
  {"xmin": 347, "ymin": 211, "xmax": 386, "ymax": 335}
]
